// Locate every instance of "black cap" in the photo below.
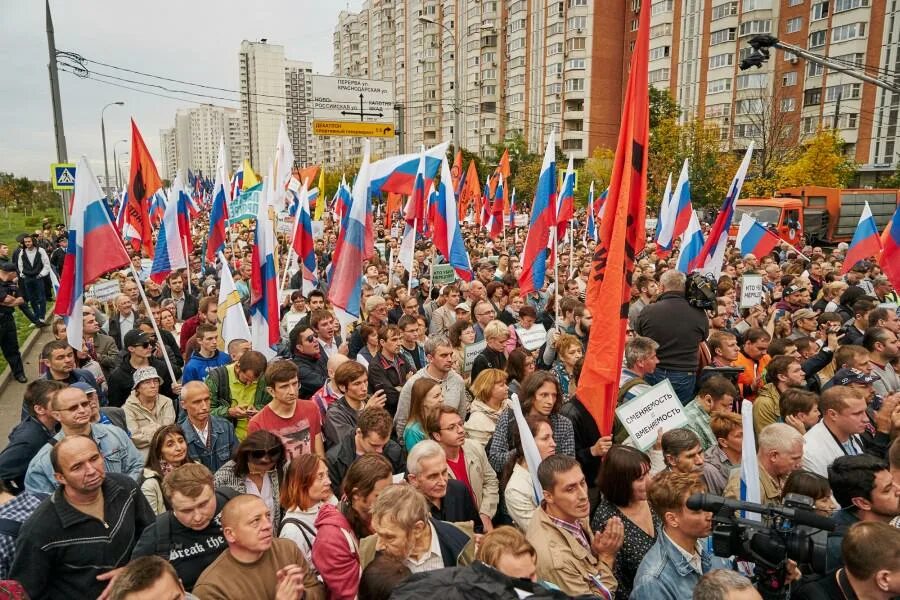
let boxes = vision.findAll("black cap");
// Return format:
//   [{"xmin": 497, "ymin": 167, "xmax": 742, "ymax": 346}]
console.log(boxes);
[
  {"xmin": 123, "ymin": 330, "xmax": 150, "ymax": 349},
  {"xmin": 0, "ymin": 262, "xmax": 16, "ymax": 273}
]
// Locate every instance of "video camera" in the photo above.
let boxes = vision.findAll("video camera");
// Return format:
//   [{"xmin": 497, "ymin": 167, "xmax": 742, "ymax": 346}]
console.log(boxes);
[
  {"xmin": 685, "ymin": 272, "xmax": 717, "ymax": 310},
  {"xmin": 687, "ymin": 493, "xmax": 835, "ymax": 599}
]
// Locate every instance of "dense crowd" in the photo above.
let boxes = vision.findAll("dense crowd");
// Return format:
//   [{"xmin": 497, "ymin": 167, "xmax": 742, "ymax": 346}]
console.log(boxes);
[{"xmin": 0, "ymin": 207, "xmax": 898, "ymax": 600}]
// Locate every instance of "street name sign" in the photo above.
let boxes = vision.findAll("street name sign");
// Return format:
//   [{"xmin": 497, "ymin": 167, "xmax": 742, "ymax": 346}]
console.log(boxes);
[{"xmin": 312, "ymin": 75, "xmax": 395, "ymax": 137}]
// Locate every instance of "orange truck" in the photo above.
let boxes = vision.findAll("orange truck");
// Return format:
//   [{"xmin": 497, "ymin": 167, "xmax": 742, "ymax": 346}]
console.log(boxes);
[{"xmin": 731, "ymin": 186, "xmax": 900, "ymax": 246}]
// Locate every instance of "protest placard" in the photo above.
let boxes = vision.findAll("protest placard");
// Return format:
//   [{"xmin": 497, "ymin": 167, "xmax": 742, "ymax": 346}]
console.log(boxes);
[
  {"xmin": 463, "ymin": 340, "xmax": 487, "ymax": 372},
  {"xmin": 614, "ymin": 379, "xmax": 687, "ymax": 451},
  {"xmin": 740, "ymin": 274, "xmax": 765, "ymax": 309},
  {"xmin": 91, "ymin": 279, "xmax": 122, "ymax": 303},
  {"xmin": 431, "ymin": 263, "xmax": 457, "ymax": 286},
  {"xmin": 311, "ymin": 221, "xmax": 325, "ymax": 239},
  {"xmin": 515, "ymin": 323, "xmax": 547, "ymax": 351}
]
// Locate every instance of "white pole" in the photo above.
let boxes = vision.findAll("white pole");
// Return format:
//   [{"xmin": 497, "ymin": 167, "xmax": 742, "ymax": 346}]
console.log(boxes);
[{"xmin": 128, "ymin": 264, "xmax": 177, "ymax": 385}]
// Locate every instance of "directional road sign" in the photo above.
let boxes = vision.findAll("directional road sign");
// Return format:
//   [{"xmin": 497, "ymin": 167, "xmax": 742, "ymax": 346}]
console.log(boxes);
[
  {"xmin": 312, "ymin": 75, "xmax": 394, "ymax": 137},
  {"xmin": 51, "ymin": 163, "xmax": 76, "ymax": 190},
  {"xmin": 313, "ymin": 121, "xmax": 395, "ymax": 138}
]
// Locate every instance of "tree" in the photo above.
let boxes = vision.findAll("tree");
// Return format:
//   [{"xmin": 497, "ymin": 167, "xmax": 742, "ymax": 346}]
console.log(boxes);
[
  {"xmin": 649, "ymin": 87, "xmax": 680, "ymax": 129},
  {"xmin": 777, "ymin": 129, "xmax": 857, "ymax": 188},
  {"xmin": 734, "ymin": 86, "xmax": 799, "ymax": 197},
  {"xmin": 510, "ymin": 155, "xmax": 543, "ymax": 210},
  {"xmin": 577, "ymin": 146, "xmax": 615, "ymax": 206},
  {"xmin": 488, "ymin": 132, "xmax": 533, "ymax": 179}
]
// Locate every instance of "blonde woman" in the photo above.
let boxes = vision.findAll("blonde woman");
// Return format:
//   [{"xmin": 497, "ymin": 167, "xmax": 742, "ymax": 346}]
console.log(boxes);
[{"xmin": 465, "ymin": 368, "xmax": 510, "ymax": 447}]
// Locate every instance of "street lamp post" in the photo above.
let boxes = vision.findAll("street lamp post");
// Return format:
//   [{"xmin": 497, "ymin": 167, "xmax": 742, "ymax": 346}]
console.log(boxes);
[
  {"xmin": 419, "ymin": 16, "xmax": 460, "ymax": 152},
  {"xmin": 101, "ymin": 101, "xmax": 125, "ymax": 200},
  {"xmin": 113, "ymin": 139, "xmax": 128, "ymax": 190}
]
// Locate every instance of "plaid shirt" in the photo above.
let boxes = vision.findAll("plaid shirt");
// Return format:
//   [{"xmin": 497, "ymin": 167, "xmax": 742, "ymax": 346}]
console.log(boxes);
[
  {"xmin": 311, "ymin": 381, "xmax": 341, "ymax": 420},
  {"xmin": 547, "ymin": 513, "xmax": 591, "ymax": 552},
  {"xmin": 0, "ymin": 492, "xmax": 45, "ymax": 578}
]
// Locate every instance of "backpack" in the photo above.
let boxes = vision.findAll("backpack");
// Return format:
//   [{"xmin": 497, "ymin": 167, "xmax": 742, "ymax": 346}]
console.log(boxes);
[{"xmin": 612, "ymin": 377, "xmax": 648, "ymax": 445}]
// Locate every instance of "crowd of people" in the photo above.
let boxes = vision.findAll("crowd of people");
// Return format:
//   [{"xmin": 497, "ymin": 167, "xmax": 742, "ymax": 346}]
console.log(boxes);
[{"xmin": 0, "ymin": 205, "xmax": 897, "ymax": 600}]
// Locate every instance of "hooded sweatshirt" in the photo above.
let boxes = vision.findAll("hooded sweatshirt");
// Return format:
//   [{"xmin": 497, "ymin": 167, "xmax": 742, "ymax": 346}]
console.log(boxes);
[
  {"xmin": 311, "ymin": 503, "xmax": 361, "ymax": 600},
  {"xmin": 182, "ymin": 350, "xmax": 231, "ymax": 384}
]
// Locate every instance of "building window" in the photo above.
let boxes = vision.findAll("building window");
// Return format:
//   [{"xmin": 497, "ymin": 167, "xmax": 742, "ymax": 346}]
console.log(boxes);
[
  {"xmin": 565, "ymin": 58, "xmax": 586, "ymax": 69},
  {"xmin": 834, "ymin": 0, "xmax": 868, "ymax": 12},
  {"xmin": 808, "ymin": 62, "xmax": 824, "ymax": 76},
  {"xmin": 548, "ymin": 102, "xmax": 562, "ymax": 114},
  {"xmin": 811, "ymin": 2, "xmax": 829, "ymax": 20},
  {"xmin": 710, "ymin": 28, "xmax": 737, "ymax": 44},
  {"xmin": 711, "ymin": 2, "xmax": 738, "ymax": 20},
  {"xmin": 709, "ymin": 53, "xmax": 734, "ymax": 69},
  {"xmin": 788, "ymin": 0, "xmax": 803, "ymax": 5},
  {"xmin": 649, "ymin": 46, "xmax": 671, "ymax": 60},
  {"xmin": 648, "ymin": 68, "xmax": 670, "ymax": 83},
  {"xmin": 548, "ymin": 43, "xmax": 564, "ymax": 55},
  {"xmin": 705, "ymin": 103, "xmax": 730, "ymax": 118},
  {"xmin": 651, "ymin": 0, "xmax": 674, "ymax": 16},
  {"xmin": 562, "ymin": 138, "xmax": 583, "ymax": 150},
  {"xmin": 736, "ymin": 98, "xmax": 764, "ymax": 114},
  {"xmin": 739, "ymin": 20, "xmax": 772, "ymax": 37},
  {"xmin": 566, "ymin": 38, "xmax": 586, "ymax": 51},
  {"xmin": 631, "ymin": 19, "xmax": 639, "ymax": 32},
  {"xmin": 567, "ymin": 16, "xmax": 587, "ymax": 30},
  {"xmin": 569, "ymin": 0, "xmax": 588, "ymax": 6},
  {"xmin": 803, "ymin": 88, "xmax": 821, "ymax": 106},
  {"xmin": 802, "ymin": 116, "xmax": 818, "ymax": 133},
  {"xmin": 832, "ymin": 52, "xmax": 865, "ymax": 67},
  {"xmin": 826, "ymin": 82, "xmax": 861, "ymax": 101},
  {"xmin": 737, "ymin": 73, "xmax": 767, "ymax": 89},
  {"xmin": 650, "ymin": 23, "xmax": 672, "ymax": 38},
  {"xmin": 808, "ymin": 30, "xmax": 826, "ymax": 48},
  {"xmin": 564, "ymin": 78, "xmax": 585, "ymax": 91},
  {"xmin": 734, "ymin": 123, "xmax": 762, "ymax": 137},
  {"xmin": 507, "ymin": 92, "xmax": 525, "ymax": 103},
  {"xmin": 780, "ymin": 98, "xmax": 796, "ymax": 112},
  {"xmin": 742, "ymin": 0, "xmax": 772, "ymax": 11},
  {"xmin": 707, "ymin": 78, "xmax": 732, "ymax": 94},
  {"xmin": 831, "ymin": 23, "xmax": 866, "ymax": 43},
  {"xmin": 785, "ymin": 17, "xmax": 803, "ymax": 34}
]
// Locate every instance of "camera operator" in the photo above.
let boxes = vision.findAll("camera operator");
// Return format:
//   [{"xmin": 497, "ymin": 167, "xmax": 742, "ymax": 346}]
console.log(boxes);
[
  {"xmin": 724, "ymin": 423, "xmax": 803, "ymax": 505},
  {"xmin": 826, "ymin": 454, "xmax": 900, "ymax": 571},
  {"xmin": 693, "ymin": 569, "xmax": 762, "ymax": 600},
  {"xmin": 794, "ymin": 521, "xmax": 900, "ymax": 599}
]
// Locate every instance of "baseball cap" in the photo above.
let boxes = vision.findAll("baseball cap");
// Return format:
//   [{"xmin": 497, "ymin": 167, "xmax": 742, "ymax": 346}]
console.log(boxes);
[
  {"xmin": 783, "ymin": 284, "xmax": 805, "ymax": 297},
  {"xmin": 830, "ymin": 367, "xmax": 880, "ymax": 387},
  {"xmin": 132, "ymin": 366, "xmax": 162, "ymax": 389},
  {"xmin": 123, "ymin": 330, "xmax": 151, "ymax": 349},
  {"xmin": 455, "ymin": 302, "xmax": 471, "ymax": 312},
  {"xmin": 791, "ymin": 308, "xmax": 817, "ymax": 323},
  {"xmin": 71, "ymin": 382, "xmax": 97, "ymax": 396}
]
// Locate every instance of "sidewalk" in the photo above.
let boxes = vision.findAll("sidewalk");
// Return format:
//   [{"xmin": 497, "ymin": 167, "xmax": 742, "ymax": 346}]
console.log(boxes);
[{"xmin": 0, "ymin": 328, "xmax": 52, "ymax": 450}]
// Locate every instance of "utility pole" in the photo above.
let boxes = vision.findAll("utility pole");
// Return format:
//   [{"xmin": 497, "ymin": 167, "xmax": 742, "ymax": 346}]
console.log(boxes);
[
  {"xmin": 832, "ymin": 90, "xmax": 842, "ymax": 130},
  {"xmin": 46, "ymin": 0, "xmax": 69, "ymax": 225},
  {"xmin": 394, "ymin": 103, "xmax": 405, "ymax": 154}
]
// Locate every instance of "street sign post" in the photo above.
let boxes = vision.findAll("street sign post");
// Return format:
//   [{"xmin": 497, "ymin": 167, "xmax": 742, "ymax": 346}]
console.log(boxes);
[
  {"xmin": 51, "ymin": 163, "xmax": 76, "ymax": 191},
  {"xmin": 312, "ymin": 75, "xmax": 395, "ymax": 138}
]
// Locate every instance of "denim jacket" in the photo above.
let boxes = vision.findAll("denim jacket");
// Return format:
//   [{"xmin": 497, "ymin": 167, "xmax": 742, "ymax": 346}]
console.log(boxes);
[
  {"xmin": 24, "ymin": 423, "xmax": 144, "ymax": 494},
  {"xmin": 631, "ymin": 531, "xmax": 727, "ymax": 600},
  {"xmin": 180, "ymin": 415, "xmax": 238, "ymax": 474}
]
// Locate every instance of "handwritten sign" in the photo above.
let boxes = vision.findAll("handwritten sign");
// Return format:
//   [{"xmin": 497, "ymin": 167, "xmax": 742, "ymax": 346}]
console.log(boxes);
[
  {"xmin": 91, "ymin": 279, "xmax": 122, "ymax": 303},
  {"xmin": 614, "ymin": 379, "xmax": 687, "ymax": 451},
  {"xmin": 740, "ymin": 274, "xmax": 765, "ymax": 309},
  {"xmin": 463, "ymin": 340, "xmax": 487, "ymax": 373},
  {"xmin": 515, "ymin": 323, "xmax": 547, "ymax": 351},
  {"xmin": 431, "ymin": 263, "xmax": 457, "ymax": 286}
]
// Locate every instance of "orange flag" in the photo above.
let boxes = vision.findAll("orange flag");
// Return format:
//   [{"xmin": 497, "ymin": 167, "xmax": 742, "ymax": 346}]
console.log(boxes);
[
  {"xmin": 577, "ymin": 0, "xmax": 650, "ymax": 435},
  {"xmin": 451, "ymin": 150, "xmax": 463, "ymax": 193},
  {"xmin": 294, "ymin": 165, "xmax": 320, "ymax": 187},
  {"xmin": 127, "ymin": 118, "xmax": 162, "ymax": 257},
  {"xmin": 458, "ymin": 160, "xmax": 480, "ymax": 220},
  {"xmin": 384, "ymin": 192, "xmax": 403, "ymax": 230},
  {"xmin": 489, "ymin": 148, "xmax": 510, "ymax": 197}
]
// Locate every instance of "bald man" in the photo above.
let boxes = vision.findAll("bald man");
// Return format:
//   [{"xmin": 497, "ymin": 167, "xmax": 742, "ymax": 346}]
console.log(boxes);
[
  {"xmin": 193, "ymin": 495, "xmax": 324, "ymax": 600},
  {"xmin": 11, "ymin": 435, "xmax": 155, "ymax": 600},
  {"xmin": 179, "ymin": 381, "xmax": 238, "ymax": 473},
  {"xmin": 311, "ymin": 353, "xmax": 350, "ymax": 418}
]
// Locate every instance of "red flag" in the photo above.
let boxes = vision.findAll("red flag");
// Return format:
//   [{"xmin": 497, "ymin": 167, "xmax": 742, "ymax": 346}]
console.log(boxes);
[
  {"xmin": 577, "ymin": 0, "xmax": 650, "ymax": 435},
  {"xmin": 489, "ymin": 149, "xmax": 510, "ymax": 197},
  {"xmin": 458, "ymin": 160, "xmax": 480, "ymax": 220},
  {"xmin": 384, "ymin": 192, "xmax": 402, "ymax": 230},
  {"xmin": 451, "ymin": 150, "xmax": 463, "ymax": 193},
  {"xmin": 127, "ymin": 118, "xmax": 162, "ymax": 257}
]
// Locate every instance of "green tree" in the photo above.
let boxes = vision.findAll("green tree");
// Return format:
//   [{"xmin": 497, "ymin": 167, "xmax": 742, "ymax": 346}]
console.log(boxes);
[
  {"xmin": 577, "ymin": 147, "xmax": 615, "ymax": 206},
  {"xmin": 649, "ymin": 87, "xmax": 680, "ymax": 129},
  {"xmin": 511, "ymin": 155, "xmax": 543, "ymax": 210},
  {"xmin": 777, "ymin": 129, "xmax": 857, "ymax": 188}
]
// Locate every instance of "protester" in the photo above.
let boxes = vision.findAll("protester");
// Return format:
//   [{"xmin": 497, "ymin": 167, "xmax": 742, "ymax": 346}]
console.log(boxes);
[
  {"xmin": 724, "ymin": 423, "xmax": 803, "ymax": 503},
  {"xmin": 0, "ymin": 379, "xmax": 64, "ymax": 493},
  {"xmin": 178, "ymin": 381, "xmax": 238, "ymax": 473},
  {"xmin": 140, "ymin": 424, "xmax": 194, "ymax": 514},
  {"xmin": 702, "ymin": 412, "xmax": 743, "ymax": 496},
  {"xmin": 324, "ymin": 360, "xmax": 386, "ymax": 449},
  {"xmin": 207, "ymin": 349, "xmax": 270, "ymax": 441},
  {"xmin": 401, "ymin": 378, "xmax": 445, "ymax": 451},
  {"xmin": 214, "ymin": 430, "xmax": 286, "ymax": 525},
  {"xmin": 502, "ymin": 414, "xmax": 557, "ymax": 530},
  {"xmin": 279, "ymin": 454, "xmax": 336, "ymax": 566},
  {"xmin": 124, "ymin": 367, "xmax": 177, "ymax": 460},
  {"xmin": 465, "ymin": 368, "xmax": 510, "ymax": 447}
]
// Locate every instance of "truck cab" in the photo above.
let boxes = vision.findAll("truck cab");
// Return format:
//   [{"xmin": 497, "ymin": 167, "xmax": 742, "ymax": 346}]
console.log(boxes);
[{"xmin": 731, "ymin": 197, "xmax": 804, "ymax": 246}]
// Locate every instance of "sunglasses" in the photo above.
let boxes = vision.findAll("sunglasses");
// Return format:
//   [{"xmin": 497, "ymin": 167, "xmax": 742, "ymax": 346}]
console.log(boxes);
[
  {"xmin": 135, "ymin": 342, "xmax": 152, "ymax": 348},
  {"xmin": 304, "ymin": 334, "xmax": 317, "ymax": 343},
  {"xmin": 249, "ymin": 447, "xmax": 282, "ymax": 460}
]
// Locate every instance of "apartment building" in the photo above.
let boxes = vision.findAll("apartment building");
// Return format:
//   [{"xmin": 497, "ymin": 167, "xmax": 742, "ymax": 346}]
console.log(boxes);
[
  {"xmin": 158, "ymin": 105, "xmax": 244, "ymax": 181},
  {"xmin": 159, "ymin": 127, "xmax": 178, "ymax": 182}
]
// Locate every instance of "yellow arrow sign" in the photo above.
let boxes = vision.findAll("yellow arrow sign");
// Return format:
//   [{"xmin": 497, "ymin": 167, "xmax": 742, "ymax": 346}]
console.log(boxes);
[{"xmin": 313, "ymin": 120, "xmax": 395, "ymax": 138}]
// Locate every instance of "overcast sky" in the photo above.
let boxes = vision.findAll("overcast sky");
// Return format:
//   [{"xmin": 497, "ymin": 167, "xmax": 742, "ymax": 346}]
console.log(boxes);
[{"xmin": 2, "ymin": 0, "xmax": 360, "ymax": 181}]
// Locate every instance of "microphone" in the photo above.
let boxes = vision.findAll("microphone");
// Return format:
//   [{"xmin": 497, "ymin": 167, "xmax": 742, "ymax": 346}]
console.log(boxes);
[{"xmin": 686, "ymin": 493, "xmax": 835, "ymax": 531}]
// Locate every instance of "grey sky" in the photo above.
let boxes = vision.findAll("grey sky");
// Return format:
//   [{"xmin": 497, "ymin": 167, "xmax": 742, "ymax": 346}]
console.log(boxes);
[{"xmin": 1, "ymin": 0, "xmax": 360, "ymax": 181}]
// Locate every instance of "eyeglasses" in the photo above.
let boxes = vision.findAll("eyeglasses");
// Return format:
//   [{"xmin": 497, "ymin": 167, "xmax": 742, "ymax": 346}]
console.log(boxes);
[
  {"xmin": 441, "ymin": 422, "xmax": 465, "ymax": 432},
  {"xmin": 304, "ymin": 335, "xmax": 317, "ymax": 343},
  {"xmin": 249, "ymin": 447, "xmax": 282, "ymax": 460}
]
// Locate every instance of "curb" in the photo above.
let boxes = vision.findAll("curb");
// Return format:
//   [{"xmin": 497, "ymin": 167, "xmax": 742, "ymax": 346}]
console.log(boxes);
[{"xmin": 0, "ymin": 325, "xmax": 47, "ymax": 397}]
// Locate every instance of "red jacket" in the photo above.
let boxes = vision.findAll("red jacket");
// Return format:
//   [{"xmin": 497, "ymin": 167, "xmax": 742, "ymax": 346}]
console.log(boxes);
[
  {"xmin": 312, "ymin": 503, "xmax": 361, "ymax": 600},
  {"xmin": 179, "ymin": 315, "xmax": 200, "ymax": 356}
]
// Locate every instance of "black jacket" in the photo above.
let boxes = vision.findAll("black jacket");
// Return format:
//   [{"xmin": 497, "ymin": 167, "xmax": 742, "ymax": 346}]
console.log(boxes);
[
  {"xmin": 292, "ymin": 352, "xmax": 327, "ymax": 399},
  {"xmin": 0, "ymin": 416, "xmax": 56, "ymax": 493},
  {"xmin": 471, "ymin": 347, "xmax": 507, "ymax": 383},
  {"xmin": 634, "ymin": 291, "xmax": 709, "ymax": 371},
  {"xmin": 161, "ymin": 290, "xmax": 199, "ymax": 321},
  {"xmin": 367, "ymin": 352, "xmax": 412, "ymax": 417},
  {"xmin": 326, "ymin": 432, "xmax": 405, "ymax": 491},
  {"xmin": 107, "ymin": 355, "xmax": 176, "ymax": 408},
  {"xmin": 392, "ymin": 560, "xmax": 584, "ymax": 600},
  {"xmin": 9, "ymin": 473, "xmax": 156, "ymax": 600},
  {"xmin": 559, "ymin": 396, "xmax": 601, "ymax": 489},
  {"xmin": 432, "ymin": 479, "xmax": 484, "ymax": 534}
]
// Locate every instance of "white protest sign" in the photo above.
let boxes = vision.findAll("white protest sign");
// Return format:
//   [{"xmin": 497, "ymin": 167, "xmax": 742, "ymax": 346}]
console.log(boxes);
[
  {"xmin": 390, "ymin": 225, "xmax": 400, "ymax": 238},
  {"xmin": 431, "ymin": 263, "xmax": 457, "ymax": 286},
  {"xmin": 311, "ymin": 221, "xmax": 325, "ymax": 239},
  {"xmin": 91, "ymin": 279, "xmax": 122, "ymax": 303},
  {"xmin": 374, "ymin": 242, "xmax": 386, "ymax": 261},
  {"xmin": 283, "ymin": 312, "xmax": 304, "ymax": 334},
  {"xmin": 615, "ymin": 379, "xmax": 687, "ymax": 451},
  {"xmin": 515, "ymin": 323, "xmax": 547, "ymax": 351},
  {"xmin": 463, "ymin": 340, "xmax": 487, "ymax": 372},
  {"xmin": 276, "ymin": 216, "xmax": 294, "ymax": 235},
  {"xmin": 740, "ymin": 274, "xmax": 765, "ymax": 309}
]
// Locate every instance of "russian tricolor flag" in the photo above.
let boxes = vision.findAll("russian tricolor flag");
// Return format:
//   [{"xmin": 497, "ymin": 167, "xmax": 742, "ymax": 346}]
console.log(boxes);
[
  {"xmin": 508, "ymin": 188, "xmax": 517, "ymax": 229},
  {"xmin": 556, "ymin": 156, "xmax": 575, "ymax": 241},
  {"xmin": 334, "ymin": 176, "xmax": 352, "ymax": 229},
  {"xmin": 736, "ymin": 213, "xmax": 780, "ymax": 259},
  {"xmin": 882, "ymin": 204, "xmax": 900, "ymax": 290},
  {"xmin": 657, "ymin": 159, "xmax": 691, "ymax": 256},
  {"xmin": 249, "ymin": 167, "xmax": 281, "ymax": 357},
  {"xmin": 655, "ymin": 173, "xmax": 673, "ymax": 252},
  {"xmin": 404, "ymin": 147, "xmax": 429, "ymax": 232},
  {"xmin": 55, "ymin": 157, "xmax": 131, "ymax": 350},
  {"xmin": 518, "ymin": 131, "xmax": 557, "ymax": 295},
  {"xmin": 586, "ymin": 181, "xmax": 598, "ymax": 243},
  {"xmin": 676, "ymin": 210, "xmax": 706, "ymax": 274},
  {"xmin": 290, "ymin": 182, "xmax": 319, "ymax": 295},
  {"xmin": 370, "ymin": 141, "xmax": 449, "ymax": 197},
  {"xmin": 148, "ymin": 190, "xmax": 166, "ymax": 228},
  {"xmin": 842, "ymin": 201, "xmax": 883, "ymax": 274},
  {"xmin": 432, "ymin": 157, "xmax": 473, "ymax": 281},
  {"xmin": 489, "ymin": 174, "xmax": 505, "ymax": 238},
  {"xmin": 149, "ymin": 179, "xmax": 188, "ymax": 285},
  {"xmin": 206, "ymin": 140, "xmax": 230, "ymax": 264}
]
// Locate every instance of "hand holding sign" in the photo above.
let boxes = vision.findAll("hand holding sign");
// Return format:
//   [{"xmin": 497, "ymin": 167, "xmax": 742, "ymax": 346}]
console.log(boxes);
[{"xmin": 613, "ymin": 380, "xmax": 688, "ymax": 451}]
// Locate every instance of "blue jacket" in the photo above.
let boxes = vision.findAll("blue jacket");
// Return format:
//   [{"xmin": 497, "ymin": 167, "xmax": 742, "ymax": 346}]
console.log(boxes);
[
  {"xmin": 24, "ymin": 423, "xmax": 144, "ymax": 495},
  {"xmin": 631, "ymin": 531, "xmax": 729, "ymax": 600},
  {"xmin": 181, "ymin": 351, "xmax": 231, "ymax": 385},
  {"xmin": 0, "ymin": 417, "xmax": 56, "ymax": 493},
  {"xmin": 180, "ymin": 415, "xmax": 239, "ymax": 473}
]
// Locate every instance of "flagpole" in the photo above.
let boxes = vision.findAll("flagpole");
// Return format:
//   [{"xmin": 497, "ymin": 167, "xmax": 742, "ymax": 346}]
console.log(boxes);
[
  {"xmin": 407, "ymin": 217, "xmax": 417, "ymax": 294},
  {"xmin": 128, "ymin": 264, "xmax": 177, "ymax": 386},
  {"xmin": 553, "ymin": 228, "xmax": 560, "ymax": 321},
  {"xmin": 183, "ymin": 237, "xmax": 192, "ymax": 297},
  {"xmin": 568, "ymin": 221, "xmax": 575, "ymax": 278}
]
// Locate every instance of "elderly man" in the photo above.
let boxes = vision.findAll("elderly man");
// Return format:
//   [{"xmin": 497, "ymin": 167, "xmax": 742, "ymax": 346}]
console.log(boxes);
[
  {"xmin": 407, "ymin": 440, "xmax": 483, "ymax": 533},
  {"xmin": 106, "ymin": 293, "xmax": 137, "ymax": 350},
  {"xmin": 348, "ymin": 295, "xmax": 389, "ymax": 359},
  {"xmin": 179, "ymin": 381, "xmax": 238, "ymax": 473},
  {"xmin": 725, "ymin": 423, "xmax": 803, "ymax": 504}
]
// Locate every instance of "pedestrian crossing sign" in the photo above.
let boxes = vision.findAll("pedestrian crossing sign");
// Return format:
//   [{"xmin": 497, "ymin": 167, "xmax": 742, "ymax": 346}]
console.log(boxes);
[{"xmin": 51, "ymin": 163, "xmax": 76, "ymax": 190}]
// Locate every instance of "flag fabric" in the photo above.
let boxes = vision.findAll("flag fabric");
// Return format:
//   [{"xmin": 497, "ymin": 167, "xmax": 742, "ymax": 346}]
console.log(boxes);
[
  {"xmin": 451, "ymin": 150, "xmax": 463, "ymax": 194},
  {"xmin": 458, "ymin": 160, "xmax": 481, "ymax": 220},
  {"xmin": 556, "ymin": 156, "xmax": 576, "ymax": 241},
  {"xmin": 249, "ymin": 168, "xmax": 280, "ymax": 357},
  {"xmin": 509, "ymin": 393, "xmax": 544, "ymax": 505},
  {"xmin": 576, "ymin": 0, "xmax": 650, "ymax": 435},
  {"xmin": 126, "ymin": 118, "xmax": 163, "ymax": 257},
  {"xmin": 230, "ymin": 164, "xmax": 244, "ymax": 200},
  {"xmin": 586, "ymin": 182, "xmax": 597, "ymax": 243},
  {"xmin": 671, "ymin": 160, "xmax": 692, "ymax": 247},
  {"xmin": 403, "ymin": 147, "xmax": 429, "ymax": 232},
  {"xmin": 149, "ymin": 181, "xmax": 189, "ymax": 285},
  {"xmin": 489, "ymin": 174, "xmax": 505, "ymax": 238},
  {"xmin": 207, "ymin": 140, "xmax": 230, "ymax": 264},
  {"xmin": 384, "ymin": 192, "xmax": 403, "ymax": 231},
  {"xmin": 490, "ymin": 148, "xmax": 511, "ymax": 197},
  {"xmin": 881, "ymin": 204, "xmax": 900, "ymax": 290},
  {"xmin": 739, "ymin": 399, "xmax": 761, "ymax": 520},
  {"xmin": 675, "ymin": 210, "xmax": 706, "ymax": 274},
  {"xmin": 274, "ymin": 121, "xmax": 295, "ymax": 200},
  {"xmin": 148, "ymin": 190, "xmax": 166, "ymax": 228},
  {"xmin": 333, "ymin": 176, "xmax": 352, "ymax": 228},
  {"xmin": 432, "ymin": 156, "xmax": 473, "ymax": 282},
  {"xmin": 654, "ymin": 173, "xmax": 673, "ymax": 253},
  {"xmin": 597, "ymin": 187, "xmax": 609, "ymax": 220},
  {"xmin": 55, "ymin": 157, "xmax": 131, "ymax": 350},
  {"xmin": 479, "ymin": 182, "xmax": 491, "ymax": 229},
  {"xmin": 370, "ymin": 141, "xmax": 449, "ymax": 196},
  {"xmin": 695, "ymin": 144, "xmax": 754, "ymax": 279},
  {"xmin": 315, "ymin": 164, "xmax": 326, "ymax": 220},
  {"xmin": 175, "ymin": 186, "xmax": 194, "ymax": 256},
  {"xmin": 736, "ymin": 213, "xmax": 781, "ymax": 259},
  {"xmin": 217, "ymin": 253, "xmax": 252, "ymax": 350},
  {"xmin": 290, "ymin": 183, "xmax": 319, "ymax": 295},
  {"xmin": 329, "ymin": 140, "xmax": 374, "ymax": 335},
  {"xmin": 116, "ymin": 185, "xmax": 128, "ymax": 234},
  {"xmin": 842, "ymin": 201, "xmax": 884, "ymax": 274},
  {"xmin": 518, "ymin": 131, "xmax": 557, "ymax": 296}
]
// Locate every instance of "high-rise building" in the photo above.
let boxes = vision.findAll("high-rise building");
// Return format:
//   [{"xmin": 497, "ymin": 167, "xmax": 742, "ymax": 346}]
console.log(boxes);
[
  {"xmin": 159, "ymin": 105, "xmax": 244, "ymax": 181},
  {"xmin": 159, "ymin": 127, "xmax": 178, "ymax": 182},
  {"xmin": 239, "ymin": 40, "xmax": 314, "ymax": 172}
]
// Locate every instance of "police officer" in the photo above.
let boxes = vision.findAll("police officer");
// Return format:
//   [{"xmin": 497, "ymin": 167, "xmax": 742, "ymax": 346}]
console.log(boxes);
[{"xmin": 0, "ymin": 262, "xmax": 27, "ymax": 383}]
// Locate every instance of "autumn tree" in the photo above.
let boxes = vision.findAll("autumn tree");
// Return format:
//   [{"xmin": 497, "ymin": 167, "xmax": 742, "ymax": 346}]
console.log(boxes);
[
  {"xmin": 734, "ymin": 85, "xmax": 798, "ymax": 197},
  {"xmin": 577, "ymin": 147, "xmax": 614, "ymax": 206},
  {"xmin": 777, "ymin": 129, "xmax": 857, "ymax": 188}
]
